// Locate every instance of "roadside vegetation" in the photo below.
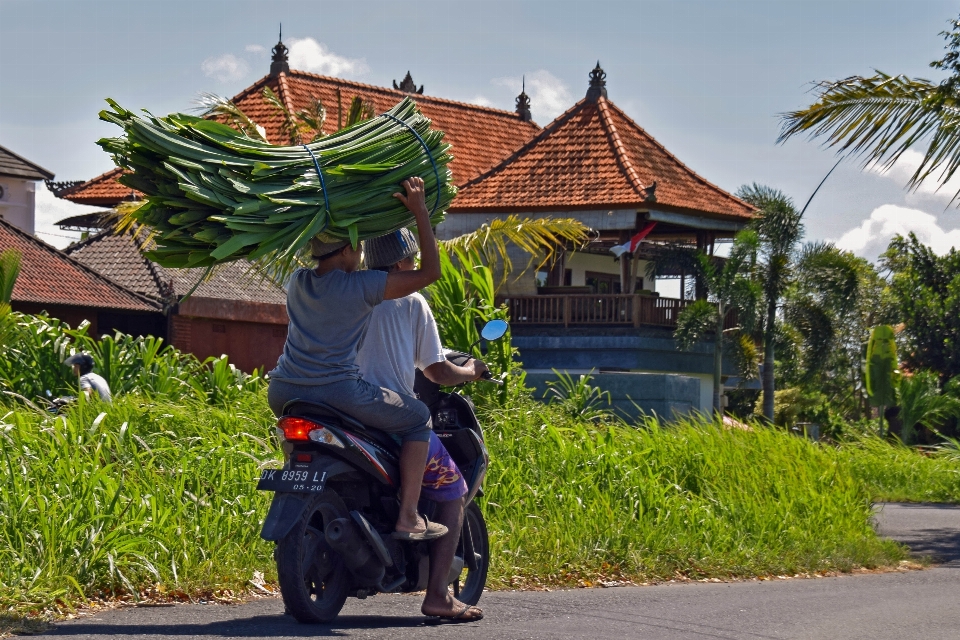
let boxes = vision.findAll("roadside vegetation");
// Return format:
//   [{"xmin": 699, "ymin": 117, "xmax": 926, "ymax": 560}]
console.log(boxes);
[{"xmin": 1, "ymin": 314, "xmax": 959, "ymax": 616}]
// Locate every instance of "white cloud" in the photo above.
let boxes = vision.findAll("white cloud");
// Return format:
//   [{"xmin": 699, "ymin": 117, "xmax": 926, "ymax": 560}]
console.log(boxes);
[
  {"xmin": 34, "ymin": 182, "xmax": 103, "ymax": 249},
  {"xmin": 494, "ymin": 70, "xmax": 572, "ymax": 124},
  {"xmin": 287, "ymin": 38, "xmax": 368, "ymax": 77},
  {"xmin": 868, "ymin": 149, "xmax": 960, "ymax": 201},
  {"xmin": 201, "ymin": 53, "xmax": 249, "ymax": 82},
  {"xmin": 831, "ymin": 203, "xmax": 960, "ymax": 259},
  {"xmin": 245, "ymin": 44, "xmax": 266, "ymax": 55},
  {"xmin": 468, "ymin": 95, "xmax": 493, "ymax": 107}
]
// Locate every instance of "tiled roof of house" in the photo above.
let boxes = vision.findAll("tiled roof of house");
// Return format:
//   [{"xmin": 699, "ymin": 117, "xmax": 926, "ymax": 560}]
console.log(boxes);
[
  {"xmin": 66, "ymin": 228, "xmax": 286, "ymax": 305},
  {"xmin": 62, "ymin": 69, "xmax": 540, "ymax": 206},
  {"xmin": 58, "ymin": 168, "xmax": 137, "ymax": 206},
  {"xmin": 0, "ymin": 218, "xmax": 156, "ymax": 312},
  {"xmin": 0, "ymin": 144, "xmax": 54, "ymax": 181},
  {"xmin": 450, "ymin": 94, "xmax": 755, "ymax": 220}
]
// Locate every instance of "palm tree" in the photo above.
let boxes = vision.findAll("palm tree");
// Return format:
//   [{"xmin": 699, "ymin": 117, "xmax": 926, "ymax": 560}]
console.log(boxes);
[
  {"xmin": 674, "ymin": 230, "xmax": 761, "ymax": 414},
  {"xmin": 736, "ymin": 184, "xmax": 804, "ymax": 422},
  {"xmin": 779, "ymin": 15, "xmax": 960, "ymax": 200}
]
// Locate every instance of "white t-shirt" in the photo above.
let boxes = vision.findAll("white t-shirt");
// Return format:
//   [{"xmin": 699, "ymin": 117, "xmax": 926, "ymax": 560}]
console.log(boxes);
[
  {"xmin": 356, "ymin": 292, "xmax": 446, "ymax": 398},
  {"xmin": 80, "ymin": 372, "xmax": 112, "ymax": 402}
]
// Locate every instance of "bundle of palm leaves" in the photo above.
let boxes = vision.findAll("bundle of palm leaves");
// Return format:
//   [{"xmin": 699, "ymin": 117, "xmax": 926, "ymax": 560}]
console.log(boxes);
[{"xmin": 97, "ymin": 97, "xmax": 455, "ymax": 270}]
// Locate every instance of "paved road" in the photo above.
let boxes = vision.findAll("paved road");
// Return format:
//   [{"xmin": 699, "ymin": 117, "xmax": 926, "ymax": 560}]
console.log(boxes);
[{"xmin": 42, "ymin": 503, "xmax": 960, "ymax": 640}]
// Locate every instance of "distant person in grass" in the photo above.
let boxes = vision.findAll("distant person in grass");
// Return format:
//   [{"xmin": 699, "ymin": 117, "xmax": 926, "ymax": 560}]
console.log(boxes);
[
  {"xmin": 63, "ymin": 353, "xmax": 112, "ymax": 402},
  {"xmin": 356, "ymin": 228, "xmax": 487, "ymax": 622},
  {"xmin": 268, "ymin": 177, "xmax": 448, "ymax": 542}
]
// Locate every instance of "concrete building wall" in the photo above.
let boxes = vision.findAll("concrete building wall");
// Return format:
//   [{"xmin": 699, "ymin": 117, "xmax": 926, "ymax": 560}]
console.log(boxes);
[
  {"xmin": 0, "ymin": 178, "xmax": 35, "ymax": 235},
  {"xmin": 525, "ymin": 371, "xmax": 701, "ymax": 422}
]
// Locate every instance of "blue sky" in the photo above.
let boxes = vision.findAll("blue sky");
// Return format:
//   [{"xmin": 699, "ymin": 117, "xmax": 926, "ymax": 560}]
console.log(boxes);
[{"xmin": 3, "ymin": 0, "xmax": 960, "ymax": 256}]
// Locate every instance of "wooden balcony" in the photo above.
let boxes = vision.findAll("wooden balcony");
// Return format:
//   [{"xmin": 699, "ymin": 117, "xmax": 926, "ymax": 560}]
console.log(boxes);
[
  {"xmin": 498, "ymin": 293, "xmax": 741, "ymax": 331},
  {"xmin": 496, "ymin": 293, "xmax": 693, "ymax": 328}
]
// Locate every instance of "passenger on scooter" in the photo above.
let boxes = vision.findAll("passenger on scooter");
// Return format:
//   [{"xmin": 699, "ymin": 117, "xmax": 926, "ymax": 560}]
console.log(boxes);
[
  {"xmin": 355, "ymin": 227, "xmax": 486, "ymax": 622},
  {"xmin": 267, "ymin": 177, "xmax": 446, "ymax": 541}
]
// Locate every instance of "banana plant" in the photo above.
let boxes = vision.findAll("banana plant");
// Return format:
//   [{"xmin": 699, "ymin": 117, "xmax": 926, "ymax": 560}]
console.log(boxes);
[{"xmin": 865, "ymin": 325, "xmax": 899, "ymax": 436}]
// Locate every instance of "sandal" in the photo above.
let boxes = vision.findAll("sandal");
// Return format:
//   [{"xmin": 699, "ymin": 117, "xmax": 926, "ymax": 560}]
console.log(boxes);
[
  {"xmin": 391, "ymin": 514, "xmax": 448, "ymax": 541},
  {"xmin": 423, "ymin": 602, "xmax": 483, "ymax": 623}
]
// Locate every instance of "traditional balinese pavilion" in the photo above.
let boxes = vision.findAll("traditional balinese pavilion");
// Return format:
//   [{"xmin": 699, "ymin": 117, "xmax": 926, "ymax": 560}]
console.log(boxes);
[{"xmin": 444, "ymin": 64, "xmax": 757, "ymax": 415}]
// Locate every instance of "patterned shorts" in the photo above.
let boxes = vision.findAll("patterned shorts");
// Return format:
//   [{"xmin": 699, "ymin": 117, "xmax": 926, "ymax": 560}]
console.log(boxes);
[{"xmin": 421, "ymin": 431, "xmax": 469, "ymax": 502}]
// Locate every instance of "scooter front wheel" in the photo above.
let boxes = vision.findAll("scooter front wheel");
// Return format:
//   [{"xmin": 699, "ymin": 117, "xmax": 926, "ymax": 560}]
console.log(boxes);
[
  {"xmin": 275, "ymin": 491, "xmax": 351, "ymax": 623},
  {"xmin": 453, "ymin": 501, "xmax": 489, "ymax": 606}
]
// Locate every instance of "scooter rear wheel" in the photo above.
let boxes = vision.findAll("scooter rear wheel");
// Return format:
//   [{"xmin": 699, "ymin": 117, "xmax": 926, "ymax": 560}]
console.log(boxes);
[
  {"xmin": 453, "ymin": 501, "xmax": 489, "ymax": 606},
  {"xmin": 275, "ymin": 491, "xmax": 351, "ymax": 623}
]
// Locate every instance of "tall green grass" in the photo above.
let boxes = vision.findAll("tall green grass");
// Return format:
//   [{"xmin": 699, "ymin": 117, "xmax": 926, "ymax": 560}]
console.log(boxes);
[
  {"xmin": 4, "ymin": 392, "xmax": 954, "ymax": 615},
  {"xmin": 479, "ymin": 405, "xmax": 907, "ymax": 587},
  {"xmin": 0, "ymin": 393, "xmax": 279, "ymax": 611},
  {"xmin": 835, "ymin": 436, "xmax": 960, "ymax": 503}
]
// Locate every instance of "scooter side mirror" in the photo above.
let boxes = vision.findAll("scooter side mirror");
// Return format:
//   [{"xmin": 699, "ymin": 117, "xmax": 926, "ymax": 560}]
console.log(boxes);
[{"xmin": 480, "ymin": 319, "xmax": 509, "ymax": 342}]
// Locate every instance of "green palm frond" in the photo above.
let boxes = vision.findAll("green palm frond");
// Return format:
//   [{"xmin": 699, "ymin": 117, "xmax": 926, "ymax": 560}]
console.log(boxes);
[
  {"xmin": 262, "ymin": 86, "xmax": 303, "ymax": 144},
  {"xmin": 345, "ymin": 96, "xmax": 375, "ymax": 128},
  {"xmin": 674, "ymin": 299, "xmax": 717, "ymax": 350},
  {"xmin": 0, "ymin": 249, "xmax": 21, "ymax": 305},
  {"xmin": 779, "ymin": 73, "xmax": 960, "ymax": 200},
  {"xmin": 298, "ymin": 98, "xmax": 327, "ymax": 142},
  {"xmin": 195, "ymin": 93, "xmax": 268, "ymax": 142},
  {"xmin": 439, "ymin": 215, "xmax": 591, "ymax": 287}
]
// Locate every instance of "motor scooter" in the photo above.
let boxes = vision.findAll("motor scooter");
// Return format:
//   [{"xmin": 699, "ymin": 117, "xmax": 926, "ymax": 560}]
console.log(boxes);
[{"xmin": 257, "ymin": 319, "xmax": 508, "ymax": 622}]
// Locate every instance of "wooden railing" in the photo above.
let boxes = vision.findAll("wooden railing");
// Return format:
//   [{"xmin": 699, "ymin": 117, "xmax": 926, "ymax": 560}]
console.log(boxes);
[{"xmin": 496, "ymin": 294, "xmax": 693, "ymax": 328}]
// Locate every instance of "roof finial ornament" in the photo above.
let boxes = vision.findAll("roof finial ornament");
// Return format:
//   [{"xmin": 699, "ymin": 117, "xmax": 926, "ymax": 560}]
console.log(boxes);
[
  {"xmin": 270, "ymin": 25, "xmax": 290, "ymax": 77},
  {"xmin": 586, "ymin": 61, "xmax": 607, "ymax": 101},
  {"xmin": 516, "ymin": 75, "xmax": 532, "ymax": 122},
  {"xmin": 393, "ymin": 71, "xmax": 424, "ymax": 94}
]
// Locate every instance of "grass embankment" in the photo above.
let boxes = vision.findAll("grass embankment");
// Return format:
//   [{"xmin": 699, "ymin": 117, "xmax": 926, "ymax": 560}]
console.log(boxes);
[
  {"xmin": 836, "ymin": 436, "xmax": 960, "ymax": 503},
  {"xmin": 2, "ymin": 394, "xmax": 958, "ymax": 616},
  {"xmin": 480, "ymin": 407, "xmax": 908, "ymax": 588}
]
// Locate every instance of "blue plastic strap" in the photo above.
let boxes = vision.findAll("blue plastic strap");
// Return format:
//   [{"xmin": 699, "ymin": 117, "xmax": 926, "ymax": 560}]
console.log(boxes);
[
  {"xmin": 302, "ymin": 145, "xmax": 330, "ymax": 213},
  {"xmin": 380, "ymin": 113, "xmax": 441, "ymax": 215}
]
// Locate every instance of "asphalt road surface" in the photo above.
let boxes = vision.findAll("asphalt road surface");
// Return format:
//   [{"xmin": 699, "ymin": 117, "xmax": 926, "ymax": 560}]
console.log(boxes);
[{"xmin": 41, "ymin": 503, "xmax": 960, "ymax": 640}]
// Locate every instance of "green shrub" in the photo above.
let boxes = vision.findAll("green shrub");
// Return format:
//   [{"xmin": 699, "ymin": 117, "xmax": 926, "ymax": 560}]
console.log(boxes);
[{"xmin": 0, "ymin": 313, "xmax": 264, "ymax": 406}]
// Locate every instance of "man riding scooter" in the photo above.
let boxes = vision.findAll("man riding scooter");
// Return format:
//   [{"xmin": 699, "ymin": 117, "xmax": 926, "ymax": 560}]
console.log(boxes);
[{"xmin": 356, "ymin": 228, "xmax": 487, "ymax": 622}]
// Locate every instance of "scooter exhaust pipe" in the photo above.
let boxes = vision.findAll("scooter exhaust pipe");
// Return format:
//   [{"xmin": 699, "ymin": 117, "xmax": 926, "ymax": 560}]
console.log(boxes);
[{"xmin": 324, "ymin": 518, "xmax": 385, "ymax": 585}]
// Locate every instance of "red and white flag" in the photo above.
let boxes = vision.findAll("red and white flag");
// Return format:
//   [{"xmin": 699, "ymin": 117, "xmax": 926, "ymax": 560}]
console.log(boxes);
[{"xmin": 610, "ymin": 222, "xmax": 657, "ymax": 257}]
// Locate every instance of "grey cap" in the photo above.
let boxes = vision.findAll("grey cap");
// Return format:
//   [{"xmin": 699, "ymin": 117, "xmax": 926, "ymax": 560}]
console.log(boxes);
[
  {"xmin": 363, "ymin": 228, "xmax": 420, "ymax": 269},
  {"xmin": 309, "ymin": 236, "xmax": 349, "ymax": 259}
]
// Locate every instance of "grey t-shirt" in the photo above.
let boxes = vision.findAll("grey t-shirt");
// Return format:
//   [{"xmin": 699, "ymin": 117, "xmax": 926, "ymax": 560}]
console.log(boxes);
[
  {"xmin": 269, "ymin": 267, "xmax": 388, "ymax": 385},
  {"xmin": 356, "ymin": 293, "xmax": 446, "ymax": 398},
  {"xmin": 80, "ymin": 372, "xmax": 112, "ymax": 402}
]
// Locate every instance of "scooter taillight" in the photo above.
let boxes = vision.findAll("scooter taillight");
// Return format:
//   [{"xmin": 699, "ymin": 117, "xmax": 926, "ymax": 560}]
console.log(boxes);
[{"xmin": 277, "ymin": 416, "xmax": 344, "ymax": 448}]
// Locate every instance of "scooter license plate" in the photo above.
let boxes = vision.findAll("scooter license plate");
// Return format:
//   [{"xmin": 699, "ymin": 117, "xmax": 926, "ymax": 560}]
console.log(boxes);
[{"xmin": 256, "ymin": 468, "xmax": 327, "ymax": 493}]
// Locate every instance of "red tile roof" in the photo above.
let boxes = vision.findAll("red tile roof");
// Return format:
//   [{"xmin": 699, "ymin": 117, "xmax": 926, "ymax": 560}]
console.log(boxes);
[
  {"xmin": 450, "ymin": 95, "xmax": 755, "ymax": 220},
  {"xmin": 62, "ymin": 71, "xmax": 540, "ymax": 206},
  {"xmin": 58, "ymin": 168, "xmax": 138, "ymax": 207},
  {"xmin": 0, "ymin": 219, "xmax": 157, "ymax": 312},
  {"xmin": 66, "ymin": 228, "xmax": 287, "ymax": 306}
]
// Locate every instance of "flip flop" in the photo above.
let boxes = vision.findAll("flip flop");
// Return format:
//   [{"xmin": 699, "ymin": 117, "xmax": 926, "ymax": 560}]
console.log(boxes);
[
  {"xmin": 423, "ymin": 603, "xmax": 484, "ymax": 624},
  {"xmin": 391, "ymin": 514, "xmax": 448, "ymax": 541}
]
